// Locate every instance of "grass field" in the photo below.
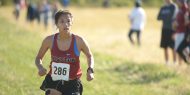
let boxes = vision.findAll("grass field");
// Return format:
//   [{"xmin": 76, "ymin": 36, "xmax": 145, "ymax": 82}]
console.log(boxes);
[{"xmin": 0, "ymin": 6, "xmax": 190, "ymax": 95}]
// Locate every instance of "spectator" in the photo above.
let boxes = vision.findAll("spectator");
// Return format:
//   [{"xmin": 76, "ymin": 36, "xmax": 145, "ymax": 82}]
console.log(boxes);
[
  {"xmin": 103, "ymin": 0, "xmax": 110, "ymax": 8},
  {"xmin": 157, "ymin": 0, "xmax": 178, "ymax": 65},
  {"xmin": 41, "ymin": 0, "xmax": 51, "ymax": 29},
  {"xmin": 172, "ymin": 0, "xmax": 188, "ymax": 64},
  {"xmin": 176, "ymin": 0, "xmax": 190, "ymax": 64},
  {"xmin": 128, "ymin": 0, "xmax": 146, "ymax": 46},
  {"xmin": 26, "ymin": 2, "xmax": 35, "ymax": 22},
  {"xmin": 13, "ymin": 0, "xmax": 21, "ymax": 20}
]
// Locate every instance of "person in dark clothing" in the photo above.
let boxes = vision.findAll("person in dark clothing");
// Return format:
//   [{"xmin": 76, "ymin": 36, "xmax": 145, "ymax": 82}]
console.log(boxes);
[
  {"xmin": 51, "ymin": 1, "xmax": 58, "ymax": 19},
  {"xmin": 26, "ymin": 3, "xmax": 33, "ymax": 21},
  {"xmin": 36, "ymin": 2, "xmax": 42, "ymax": 24},
  {"xmin": 103, "ymin": 0, "xmax": 110, "ymax": 8},
  {"xmin": 13, "ymin": 0, "xmax": 21, "ymax": 20},
  {"xmin": 26, "ymin": 3, "xmax": 35, "ymax": 22},
  {"xmin": 157, "ymin": 0, "xmax": 177, "ymax": 65},
  {"xmin": 41, "ymin": 0, "xmax": 50, "ymax": 29}
]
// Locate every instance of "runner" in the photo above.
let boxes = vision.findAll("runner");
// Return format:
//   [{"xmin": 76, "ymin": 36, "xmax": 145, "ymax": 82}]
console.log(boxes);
[{"xmin": 35, "ymin": 10, "xmax": 94, "ymax": 95}]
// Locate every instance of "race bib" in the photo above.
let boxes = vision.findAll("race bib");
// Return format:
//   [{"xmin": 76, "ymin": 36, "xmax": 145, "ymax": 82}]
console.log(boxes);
[{"xmin": 51, "ymin": 62, "xmax": 70, "ymax": 81}]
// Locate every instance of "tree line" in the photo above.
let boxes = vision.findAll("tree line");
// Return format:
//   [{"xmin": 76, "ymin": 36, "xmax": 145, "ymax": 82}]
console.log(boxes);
[{"xmin": 0, "ymin": 0, "xmax": 163, "ymax": 7}]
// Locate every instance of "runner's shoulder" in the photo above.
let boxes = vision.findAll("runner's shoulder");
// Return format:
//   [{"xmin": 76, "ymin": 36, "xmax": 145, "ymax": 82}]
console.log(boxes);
[
  {"xmin": 42, "ymin": 35, "xmax": 54, "ymax": 46},
  {"xmin": 73, "ymin": 34, "xmax": 84, "ymax": 42},
  {"xmin": 44, "ymin": 35, "xmax": 54, "ymax": 41}
]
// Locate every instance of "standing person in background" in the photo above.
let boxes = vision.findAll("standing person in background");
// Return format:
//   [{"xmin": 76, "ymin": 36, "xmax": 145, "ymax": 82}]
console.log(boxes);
[
  {"xmin": 36, "ymin": 1, "xmax": 42, "ymax": 24},
  {"xmin": 103, "ymin": 0, "xmax": 110, "ymax": 8},
  {"xmin": 51, "ymin": 1, "xmax": 58, "ymax": 21},
  {"xmin": 26, "ymin": 2, "xmax": 39, "ymax": 24},
  {"xmin": 41, "ymin": 0, "xmax": 51, "ymax": 29},
  {"xmin": 175, "ymin": 0, "xmax": 190, "ymax": 64},
  {"xmin": 51, "ymin": 1, "xmax": 58, "ymax": 32},
  {"xmin": 157, "ymin": 0, "xmax": 178, "ymax": 65},
  {"xmin": 26, "ymin": 2, "xmax": 35, "ymax": 23},
  {"xmin": 128, "ymin": 0, "xmax": 146, "ymax": 46},
  {"xmin": 172, "ymin": 0, "xmax": 188, "ymax": 65},
  {"xmin": 35, "ymin": 10, "xmax": 94, "ymax": 95},
  {"xmin": 13, "ymin": 0, "xmax": 21, "ymax": 20}
]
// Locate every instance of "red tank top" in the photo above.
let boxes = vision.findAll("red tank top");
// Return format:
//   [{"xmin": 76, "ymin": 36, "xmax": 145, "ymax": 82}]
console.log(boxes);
[
  {"xmin": 176, "ymin": 4, "xmax": 188, "ymax": 33},
  {"xmin": 48, "ymin": 33, "xmax": 82, "ymax": 79}
]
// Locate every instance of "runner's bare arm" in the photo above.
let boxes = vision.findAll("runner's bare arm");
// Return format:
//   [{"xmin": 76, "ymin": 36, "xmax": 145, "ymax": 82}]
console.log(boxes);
[
  {"xmin": 77, "ymin": 36, "xmax": 94, "ymax": 81},
  {"xmin": 35, "ymin": 36, "xmax": 52, "ymax": 76},
  {"xmin": 80, "ymin": 37, "xmax": 94, "ymax": 69}
]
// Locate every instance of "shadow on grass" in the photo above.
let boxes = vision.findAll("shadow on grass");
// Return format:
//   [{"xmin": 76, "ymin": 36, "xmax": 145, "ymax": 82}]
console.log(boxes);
[{"xmin": 113, "ymin": 61, "xmax": 177, "ymax": 85}]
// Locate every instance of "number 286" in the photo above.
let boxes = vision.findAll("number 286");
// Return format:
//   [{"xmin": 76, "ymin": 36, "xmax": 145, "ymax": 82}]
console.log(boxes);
[{"xmin": 53, "ymin": 66, "xmax": 67, "ymax": 75}]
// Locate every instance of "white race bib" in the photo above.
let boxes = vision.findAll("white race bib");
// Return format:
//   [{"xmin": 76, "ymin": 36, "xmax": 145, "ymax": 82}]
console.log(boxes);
[{"xmin": 51, "ymin": 62, "xmax": 70, "ymax": 81}]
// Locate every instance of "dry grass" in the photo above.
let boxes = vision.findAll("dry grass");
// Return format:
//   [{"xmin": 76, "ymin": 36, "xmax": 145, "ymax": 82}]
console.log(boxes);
[{"xmin": 71, "ymin": 7, "xmax": 163, "ymax": 64}]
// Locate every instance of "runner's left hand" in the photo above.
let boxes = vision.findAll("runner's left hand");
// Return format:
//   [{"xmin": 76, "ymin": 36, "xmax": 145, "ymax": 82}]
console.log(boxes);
[{"xmin": 86, "ymin": 71, "xmax": 94, "ymax": 81}]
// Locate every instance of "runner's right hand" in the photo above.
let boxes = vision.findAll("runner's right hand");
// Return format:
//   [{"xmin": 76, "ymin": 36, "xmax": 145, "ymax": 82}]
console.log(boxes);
[{"xmin": 38, "ymin": 67, "xmax": 47, "ymax": 76}]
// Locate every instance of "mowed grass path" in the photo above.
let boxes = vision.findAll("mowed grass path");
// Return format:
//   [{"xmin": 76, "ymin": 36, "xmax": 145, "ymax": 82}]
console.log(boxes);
[{"xmin": 0, "ymin": 7, "xmax": 190, "ymax": 95}]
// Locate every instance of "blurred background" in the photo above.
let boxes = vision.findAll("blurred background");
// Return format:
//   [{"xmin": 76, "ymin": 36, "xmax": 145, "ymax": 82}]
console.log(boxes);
[
  {"xmin": 0, "ymin": 0, "xmax": 163, "ymax": 7},
  {"xmin": 0, "ymin": 0, "xmax": 190, "ymax": 95}
]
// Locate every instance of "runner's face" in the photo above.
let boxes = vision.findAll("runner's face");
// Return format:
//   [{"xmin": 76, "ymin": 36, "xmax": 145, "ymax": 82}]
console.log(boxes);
[{"xmin": 57, "ymin": 14, "xmax": 73, "ymax": 33}]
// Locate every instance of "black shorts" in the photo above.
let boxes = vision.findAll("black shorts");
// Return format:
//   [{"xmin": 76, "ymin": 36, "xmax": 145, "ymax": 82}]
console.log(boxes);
[
  {"xmin": 128, "ymin": 29, "xmax": 141, "ymax": 35},
  {"xmin": 160, "ymin": 28, "xmax": 174, "ymax": 49},
  {"xmin": 40, "ymin": 74, "xmax": 83, "ymax": 95}
]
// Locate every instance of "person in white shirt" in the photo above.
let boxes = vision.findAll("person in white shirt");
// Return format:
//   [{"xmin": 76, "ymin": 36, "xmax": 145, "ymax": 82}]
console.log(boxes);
[{"xmin": 128, "ymin": 0, "xmax": 146, "ymax": 46}]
